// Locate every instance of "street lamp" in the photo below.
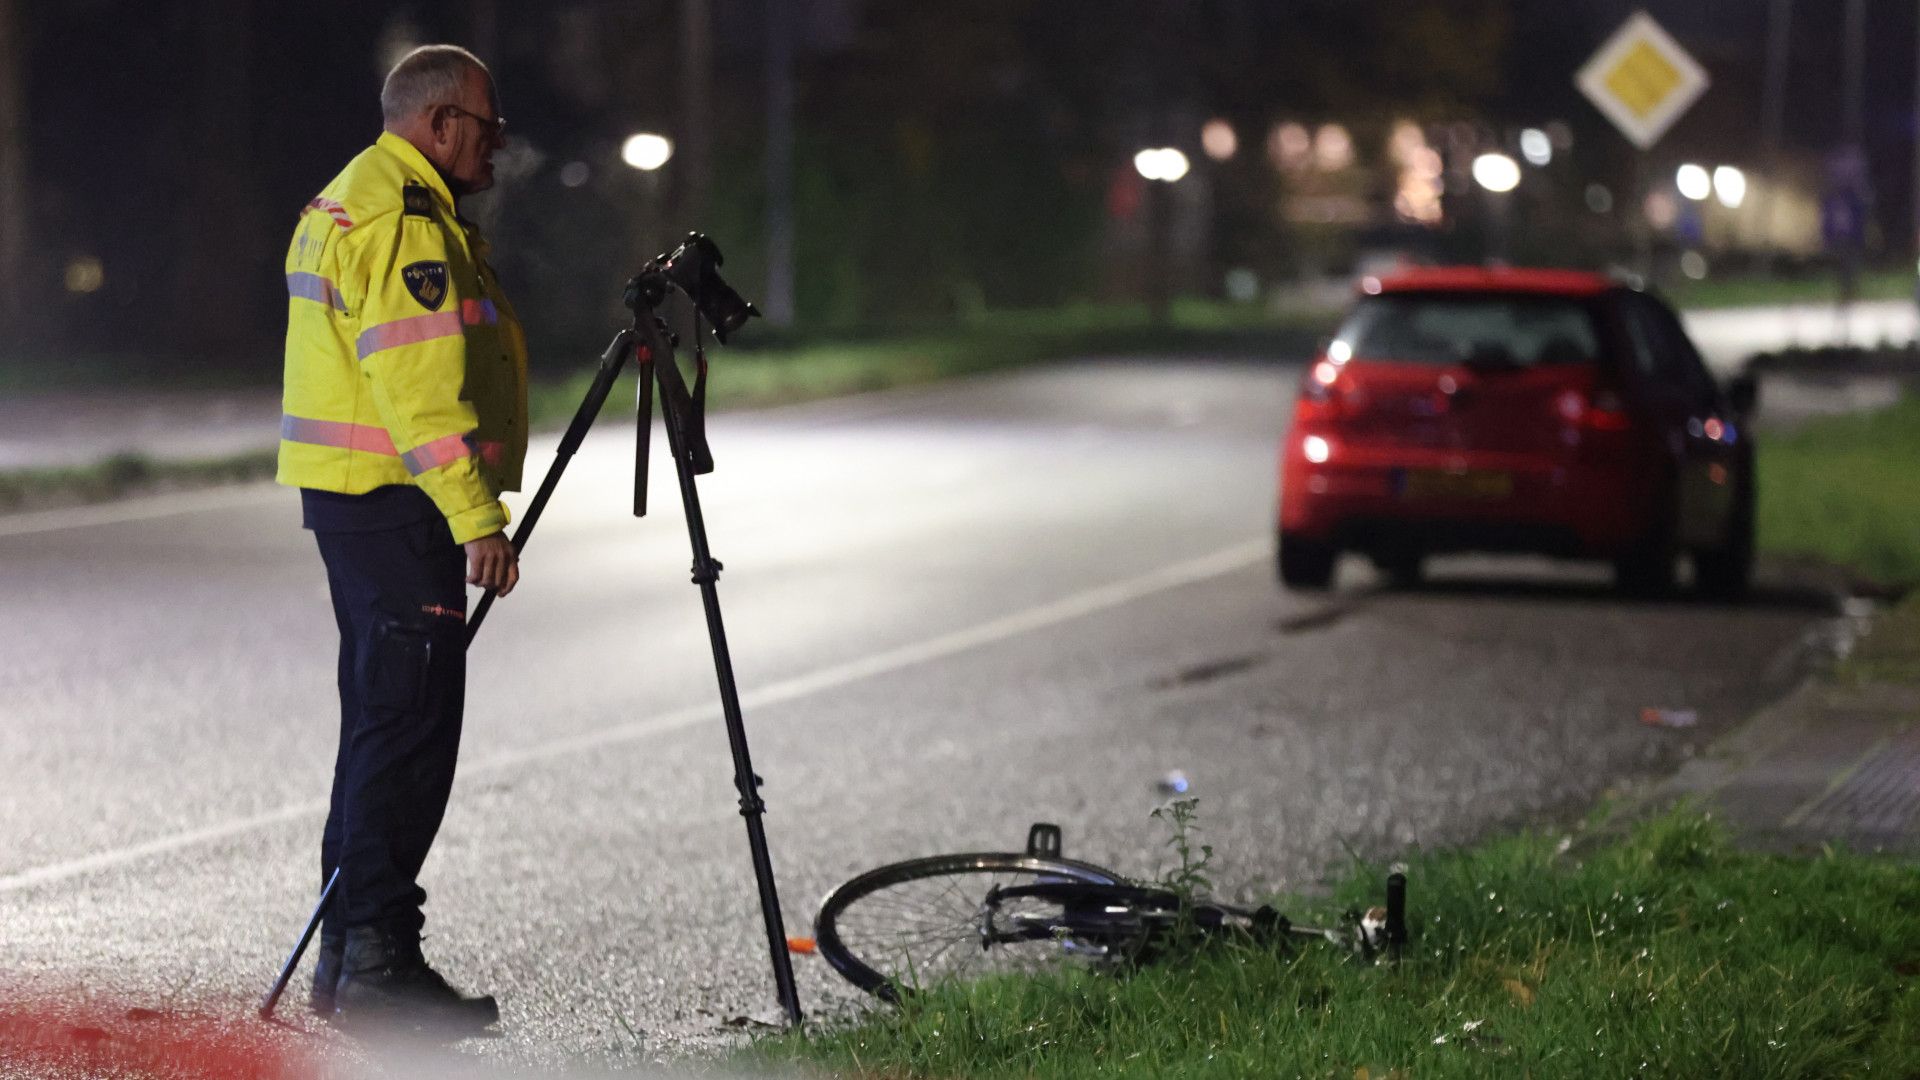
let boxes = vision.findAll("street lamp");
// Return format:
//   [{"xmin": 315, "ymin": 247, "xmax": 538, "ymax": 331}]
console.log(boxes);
[
  {"xmin": 1519, "ymin": 128, "xmax": 1552, "ymax": 166},
  {"xmin": 622, "ymin": 133, "xmax": 674, "ymax": 171},
  {"xmin": 1133, "ymin": 147, "xmax": 1191, "ymax": 182},
  {"xmin": 1712, "ymin": 166, "xmax": 1747, "ymax": 209},
  {"xmin": 1676, "ymin": 163, "xmax": 1711, "ymax": 201},
  {"xmin": 1471, "ymin": 153, "xmax": 1521, "ymax": 193}
]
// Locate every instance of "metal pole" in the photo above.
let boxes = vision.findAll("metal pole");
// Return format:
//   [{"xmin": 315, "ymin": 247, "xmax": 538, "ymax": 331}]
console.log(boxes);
[
  {"xmin": 1904, "ymin": 0, "xmax": 1920, "ymax": 320},
  {"xmin": 680, "ymin": 0, "xmax": 713, "ymax": 229},
  {"xmin": 1146, "ymin": 178, "xmax": 1171, "ymax": 325},
  {"xmin": 0, "ymin": 0, "xmax": 26, "ymax": 341},
  {"xmin": 1912, "ymin": 0, "xmax": 1920, "ymax": 293},
  {"xmin": 1760, "ymin": 0, "xmax": 1793, "ymax": 274},
  {"xmin": 762, "ymin": 0, "xmax": 796, "ymax": 327},
  {"xmin": 1845, "ymin": 0, "xmax": 1867, "ymax": 150}
]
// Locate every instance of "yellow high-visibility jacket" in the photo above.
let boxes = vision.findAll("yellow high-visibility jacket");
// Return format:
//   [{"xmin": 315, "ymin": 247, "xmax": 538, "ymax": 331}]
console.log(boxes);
[{"xmin": 277, "ymin": 131, "xmax": 528, "ymax": 544}]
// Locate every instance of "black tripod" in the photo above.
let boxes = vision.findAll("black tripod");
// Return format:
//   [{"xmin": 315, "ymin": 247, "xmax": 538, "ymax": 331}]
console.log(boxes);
[{"xmin": 261, "ymin": 239, "xmax": 804, "ymax": 1028}]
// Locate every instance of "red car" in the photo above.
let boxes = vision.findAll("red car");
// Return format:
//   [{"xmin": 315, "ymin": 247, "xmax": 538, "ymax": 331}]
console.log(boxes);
[{"xmin": 1277, "ymin": 267, "xmax": 1756, "ymax": 595}]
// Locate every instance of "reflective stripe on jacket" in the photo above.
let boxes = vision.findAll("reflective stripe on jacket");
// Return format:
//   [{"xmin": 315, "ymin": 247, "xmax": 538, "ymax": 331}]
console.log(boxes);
[{"xmin": 276, "ymin": 132, "xmax": 528, "ymax": 545}]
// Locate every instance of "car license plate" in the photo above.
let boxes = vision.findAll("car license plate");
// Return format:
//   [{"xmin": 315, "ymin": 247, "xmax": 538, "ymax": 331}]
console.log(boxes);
[{"xmin": 1397, "ymin": 469, "xmax": 1512, "ymax": 500}]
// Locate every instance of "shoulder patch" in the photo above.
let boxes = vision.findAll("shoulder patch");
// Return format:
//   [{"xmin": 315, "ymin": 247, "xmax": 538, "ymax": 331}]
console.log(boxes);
[
  {"xmin": 401, "ymin": 261, "xmax": 449, "ymax": 311},
  {"xmin": 403, "ymin": 184, "xmax": 435, "ymax": 218},
  {"xmin": 303, "ymin": 197, "xmax": 354, "ymax": 230}
]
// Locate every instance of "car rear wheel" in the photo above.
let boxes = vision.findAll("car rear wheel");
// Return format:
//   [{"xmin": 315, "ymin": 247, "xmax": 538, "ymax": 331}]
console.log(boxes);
[
  {"xmin": 1614, "ymin": 484, "xmax": 1679, "ymax": 597},
  {"xmin": 1693, "ymin": 471, "xmax": 1755, "ymax": 599},
  {"xmin": 1277, "ymin": 533, "xmax": 1337, "ymax": 590}
]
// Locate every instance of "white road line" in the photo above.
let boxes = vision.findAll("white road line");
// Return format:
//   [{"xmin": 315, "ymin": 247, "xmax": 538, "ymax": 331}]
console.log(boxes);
[
  {"xmin": 0, "ymin": 539, "xmax": 1268, "ymax": 895},
  {"xmin": 0, "ymin": 484, "xmax": 288, "ymax": 538}
]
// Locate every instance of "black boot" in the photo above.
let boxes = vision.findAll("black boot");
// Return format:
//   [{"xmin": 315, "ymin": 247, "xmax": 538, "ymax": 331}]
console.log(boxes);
[
  {"xmin": 309, "ymin": 933, "xmax": 344, "ymax": 1017},
  {"xmin": 332, "ymin": 926, "xmax": 498, "ymax": 1033}
]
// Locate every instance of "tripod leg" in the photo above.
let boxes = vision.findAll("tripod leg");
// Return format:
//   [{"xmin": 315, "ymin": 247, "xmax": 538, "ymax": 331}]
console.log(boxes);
[
  {"xmin": 637, "ymin": 312, "xmax": 804, "ymax": 1027},
  {"xmin": 258, "ymin": 866, "xmax": 338, "ymax": 1019},
  {"xmin": 468, "ymin": 330, "xmax": 635, "ymax": 643}
]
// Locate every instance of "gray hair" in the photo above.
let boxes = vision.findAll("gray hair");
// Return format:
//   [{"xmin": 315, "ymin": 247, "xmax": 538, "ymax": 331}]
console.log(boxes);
[{"xmin": 380, "ymin": 45, "xmax": 491, "ymax": 125}]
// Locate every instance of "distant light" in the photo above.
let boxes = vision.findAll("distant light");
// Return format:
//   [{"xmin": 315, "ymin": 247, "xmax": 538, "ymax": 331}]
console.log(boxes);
[
  {"xmin": 1326, "ymin": 339, "xmax": 1352, "ymax": 363},
  {"xmin": 621, "ymin": 133, "xmax": 673, "ymax": 171},
  {"xmin": 1313, "ymin": 361, "xmax": 1341, "ymax": 386},
  {"xmin": 1680, "ymin": 250, "xmax": 1709, "ymax": 280},
  {"xmin": 1644, "ymin": 190, "xmax": 1678, "ymax": 229},
  {"xmin": 1303, "ymin": 435, "xmax": 1332, "ymax": 464},
  {"xmin": 1585, "ymin": 183, "xmax": 1614, "ymax": 214},
  {"xmin": 1314, "ymin": 124, "xmax": 1354, "ymax": 171},
  {"xmin": 64, "ymin": 256, "xmax": 104, "ymax": 294},
  {"xmin": 559, "ymin": 161, "xmax": 591, "ymax": 188},
  {"xmin": 1676, "ymin": 163, "xmax": 1711, "ymax": 201},
  {"xmin": 1712, "ymin": 165, "xmax": 1747, "ymax": 208},
  {"xmin": 1519, "ymin": 128, "xmax": 1552, "ymax": 166},
  {"xmin": 1133, "ymin": 147, "xmax": 1190, "ymax": 182},
  {"xmin": 1268, "ymin": 122, "xmax": 1312, "ymax": 171},
  {"xmin": 1471, "ymin": 153, "xmax": 1521, "ymax": 193},
  {"xmin": 1360, "ymin": 276, "xmax": 1383, "ymax": 295},
  {"xmin": 1201, "ymin": 119, "xmax": 1237, "ymax": 162},
  {"xmin": 1224, "ymin": 267, "xmax": 1259, "ymax": 302}
]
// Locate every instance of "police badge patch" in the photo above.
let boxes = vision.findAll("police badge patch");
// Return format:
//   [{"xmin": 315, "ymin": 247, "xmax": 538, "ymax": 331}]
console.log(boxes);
[{"xmin": 401, "ymin": 261, "xmax": 449, "ymax": 311}]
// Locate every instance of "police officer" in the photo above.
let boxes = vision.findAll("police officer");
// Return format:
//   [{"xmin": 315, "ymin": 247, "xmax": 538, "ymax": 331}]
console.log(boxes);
[{"xmin": 277, "ymin": 44, "xmax": 526, "ymax": 1030}]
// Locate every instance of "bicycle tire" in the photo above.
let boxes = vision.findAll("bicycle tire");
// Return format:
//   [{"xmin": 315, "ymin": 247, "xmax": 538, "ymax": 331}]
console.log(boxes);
[{"xmin": 814, "ymin": 852, "xmax": 1127, "ymax": 1002}]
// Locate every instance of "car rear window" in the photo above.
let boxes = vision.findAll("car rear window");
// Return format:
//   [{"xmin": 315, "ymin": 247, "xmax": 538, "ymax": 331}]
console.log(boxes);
[{"xmin": 1334, "ymin": 293, "xmax": 1602, "ymax": 367}]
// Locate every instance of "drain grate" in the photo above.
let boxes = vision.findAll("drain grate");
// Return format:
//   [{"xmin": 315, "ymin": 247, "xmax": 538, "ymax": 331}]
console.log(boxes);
[{"xmin": 1790, "ymin": 726, "xmax": 1920, "ymax": 836}]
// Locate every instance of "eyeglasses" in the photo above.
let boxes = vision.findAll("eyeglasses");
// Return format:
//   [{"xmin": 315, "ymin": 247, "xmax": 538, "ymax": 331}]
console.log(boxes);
[{"xmin": 444, "ymin": 104, "xmax": 507, "ymax": 139}]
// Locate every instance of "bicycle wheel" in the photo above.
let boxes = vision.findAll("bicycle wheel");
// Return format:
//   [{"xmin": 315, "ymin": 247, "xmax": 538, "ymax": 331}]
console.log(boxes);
[{"xmin": 814, "ymin": 853, "xmax": 1128, "ymax": 1002}]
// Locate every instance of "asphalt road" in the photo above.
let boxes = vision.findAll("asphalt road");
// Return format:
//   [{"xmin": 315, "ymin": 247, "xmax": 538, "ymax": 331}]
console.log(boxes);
[{"xmin": 0, "ymin": 358, "xmax": 1835, "ymax": 1070}]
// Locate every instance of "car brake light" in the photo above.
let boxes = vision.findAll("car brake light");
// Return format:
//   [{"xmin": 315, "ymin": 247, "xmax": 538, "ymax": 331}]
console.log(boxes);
[
  {"xmin": 1586, "ymin": 390, "xmax": 1632, "ymax": 431},
  {"xmin": 1557, "ymin": 388, "xmax": 1631, "ymax": 431}
]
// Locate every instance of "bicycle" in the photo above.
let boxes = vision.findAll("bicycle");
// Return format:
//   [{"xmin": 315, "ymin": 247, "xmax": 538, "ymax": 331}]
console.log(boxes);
[{"xmin": 814, "ymin": 823, "xmax": 1408, "ymax": 1003}]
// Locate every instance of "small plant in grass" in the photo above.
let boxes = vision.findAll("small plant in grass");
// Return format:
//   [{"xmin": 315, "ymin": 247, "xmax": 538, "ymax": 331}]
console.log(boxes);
[
  {"xmin": 1149, "ymin": 797, "xmax": 1214, "ymax": 904},
  {"xmin": 1148, "ymin": 797, "xmax": 1215, "ymax": 952}
]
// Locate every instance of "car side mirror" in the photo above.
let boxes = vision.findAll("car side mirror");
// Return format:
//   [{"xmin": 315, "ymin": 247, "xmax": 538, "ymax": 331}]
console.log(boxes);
[{"xmin": 1725, "ymin": 372, "xmax": 1759, "ymax": 419}]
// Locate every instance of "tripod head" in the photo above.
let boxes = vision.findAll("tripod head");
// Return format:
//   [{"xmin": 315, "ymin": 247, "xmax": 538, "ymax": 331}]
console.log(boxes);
[
  {"xmin": 622, "ymin": 232, "xmax": 762, "ymax": 516},
  {"xmin": 625, "ymin": 233, "xmax": 760, "ymax": 343}
]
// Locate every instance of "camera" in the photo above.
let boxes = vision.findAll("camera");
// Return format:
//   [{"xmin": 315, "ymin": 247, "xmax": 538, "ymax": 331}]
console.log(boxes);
[{"xmin": 626, "ymin": 232, "xmax": 760, "ymax": 343}]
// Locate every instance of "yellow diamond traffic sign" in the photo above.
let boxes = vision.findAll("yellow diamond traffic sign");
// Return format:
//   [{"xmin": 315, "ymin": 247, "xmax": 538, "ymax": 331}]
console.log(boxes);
[{"xmin": 1576, "ymin": 12, "xmax": 1709, "ymax": 150}]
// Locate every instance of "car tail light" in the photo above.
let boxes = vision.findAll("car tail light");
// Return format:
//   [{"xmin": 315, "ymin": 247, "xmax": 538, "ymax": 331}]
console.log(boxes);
[
  {"xmin": 1297, "ymin": 361, "xmax": 1350, "ymax": 423},
  {"xmin": 1554, "ymin": 388, "xmax": 1632, "ymax": 431}
]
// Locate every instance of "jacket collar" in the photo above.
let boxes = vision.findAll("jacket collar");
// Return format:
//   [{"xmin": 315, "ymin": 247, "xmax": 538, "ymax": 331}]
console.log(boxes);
[{"xmin": 375, "ymin": 131, "xmax": 457, "ymax": 212}]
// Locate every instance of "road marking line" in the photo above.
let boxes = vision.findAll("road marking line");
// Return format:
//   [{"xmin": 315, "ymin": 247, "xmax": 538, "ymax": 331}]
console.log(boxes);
[
  {"xmin": 1781, "ymin": 734, "xmax": 1892, "ymax": 830},
  {"xmin": 0, "ymin": 485, "xmax": 287, "ymax": 538},
  {"xmin": 0, "ymin": 800, "xmax": 327, "ymax": 895},
  {"xmin": 0, "ymin": 539, "xmax": 1269, "ymax": 894}
]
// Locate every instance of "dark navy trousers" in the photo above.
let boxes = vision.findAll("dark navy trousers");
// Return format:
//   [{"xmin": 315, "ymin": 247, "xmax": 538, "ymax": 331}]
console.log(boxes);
[{"xmin": 313, "ymin": 513, "xmax": 468, "ymax": 941}]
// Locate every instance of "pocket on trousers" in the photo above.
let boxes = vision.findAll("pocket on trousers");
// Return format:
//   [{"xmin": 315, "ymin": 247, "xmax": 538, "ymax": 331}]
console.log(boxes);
[{"xmin": 363, "ymin": 612, "xmax": 434, "ymax": 715}]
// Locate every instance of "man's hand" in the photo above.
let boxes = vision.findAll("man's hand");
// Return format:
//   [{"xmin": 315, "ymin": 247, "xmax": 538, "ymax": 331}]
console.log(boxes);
[{"xmin": 464, "ymin": 532, "xmax": 519, "ymax": 595}]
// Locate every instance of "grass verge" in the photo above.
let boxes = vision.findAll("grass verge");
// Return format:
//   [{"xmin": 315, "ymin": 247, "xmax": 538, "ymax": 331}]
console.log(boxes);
[
  {"xmin": 0, "ymin": 452, "xmax": 278, "ymax": 514},
  {"xmin": 0, "ymin": 301, "xmax": 1326, "ymax": 513},
  {"xmin": 747, "ymin": 811, "xmax": 1920, "ymax": 1079},
  {"xmin": 1664, "ymin": 268, "xmax": 1915, "ymax": 310},
  {"xmin": 1756, "ymin": 391, "xmax": 1920, "ymax": 591},
  {"xmin": 528, "ymin": 300, "xmax": 1324, "ymax": 429}
]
